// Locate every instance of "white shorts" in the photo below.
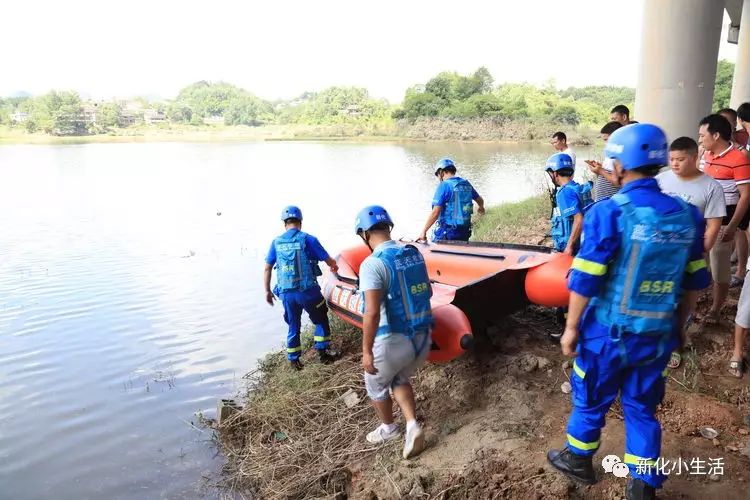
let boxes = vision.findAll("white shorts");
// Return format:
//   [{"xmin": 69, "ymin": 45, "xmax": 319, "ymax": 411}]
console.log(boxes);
[{"xmin": 364, "ymin": 332, "xmax": 430, "ymax": 401}]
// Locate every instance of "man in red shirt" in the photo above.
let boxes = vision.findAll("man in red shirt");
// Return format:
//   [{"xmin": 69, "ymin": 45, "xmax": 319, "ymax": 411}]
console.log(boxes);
[{"xmin": 700, "ymin": 114, "xmax": 750, "ymax": 323}]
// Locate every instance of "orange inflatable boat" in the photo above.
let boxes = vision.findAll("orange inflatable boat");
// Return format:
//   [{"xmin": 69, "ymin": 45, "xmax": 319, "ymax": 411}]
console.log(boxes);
[{"xmin": 322, "ymin": 240, "xmax": 573, "ymax": 363}]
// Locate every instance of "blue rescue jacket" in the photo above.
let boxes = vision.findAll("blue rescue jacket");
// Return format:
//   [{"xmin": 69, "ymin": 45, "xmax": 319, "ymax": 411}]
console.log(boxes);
[
  {"xmin": 550, "ymin": 181, "xmax": 593, "ymax": 251},
  {"xmin": 371, "ymin": 244, "xmax": 433, "ymax": 337},
  {"xmin": 273, "ymin": 230, "xmax": 321, "ymax": 293},
  {"xmin": 439, "ymin": 177, "xmax": 474, "ymax": 228},
  {"xmin": 590, "ymin": 192, "xmax": 695, "ymax": 335}
]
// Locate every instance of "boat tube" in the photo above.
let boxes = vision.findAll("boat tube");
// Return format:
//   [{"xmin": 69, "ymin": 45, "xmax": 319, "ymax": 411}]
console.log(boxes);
[{"xmin": 322, "ymin": 240, "xmax": 572, "ymax": 362}]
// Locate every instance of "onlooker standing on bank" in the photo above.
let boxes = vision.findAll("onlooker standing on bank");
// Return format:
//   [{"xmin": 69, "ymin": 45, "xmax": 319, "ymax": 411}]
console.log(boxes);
[
  {"xmin": 585, "ymin": 121, "xmax": 623, "ymax": 201},
  {"xmin": 657, "ymin": 136, "xmax": 726, "ymax": 368},
  {"xmin": 699, "ymin": 114, "xmax": 750, "ymax": 324},
  {"xmin": 551, "ymin": 131, "xmax": 577, "ymax": 167}
]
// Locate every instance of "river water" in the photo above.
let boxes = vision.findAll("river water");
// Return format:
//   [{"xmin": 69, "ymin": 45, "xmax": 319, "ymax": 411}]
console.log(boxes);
[{"xmin": 0, "ymin": 140, "xmax": 596, "ymax": 499}]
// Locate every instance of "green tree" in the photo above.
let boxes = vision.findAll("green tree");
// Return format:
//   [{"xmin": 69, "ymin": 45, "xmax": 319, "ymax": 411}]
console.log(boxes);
[
  {"xmin": 713, "ymin": 59, "xmax": 734, "ymax": 110},
  {"xmin": 473, "ymin": 67, "xmax": 494, "ymax": 94},
  {"xmin": 549, "ymin": 104, "xmax": 581, "ymax": 125},
  {"xmin": 402, "ymin": 92, "xmax": 445, "ymax": 119},
  {"xmin": 166, "ymin": 102, "xmax": 193, "ymax": 123},
  {"xmin": 25, "ymin": 91, "xmax": 86, "ymax": 135},
  {"xmin": 224, "ymin": 95, "xmax": 273, "ymax": 126},
  {"xmin": 424, "ymin": 72, "xmax": 457, "ymax": 102},
  {"xmin": 97, "ymin": 102, "xmax": 122, "ymax": 129}
]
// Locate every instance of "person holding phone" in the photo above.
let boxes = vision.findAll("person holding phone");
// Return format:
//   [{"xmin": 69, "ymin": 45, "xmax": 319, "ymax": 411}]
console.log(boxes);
[{"xmin": 586, "ymin": 121, "xmax": 624, "ymax": 201}]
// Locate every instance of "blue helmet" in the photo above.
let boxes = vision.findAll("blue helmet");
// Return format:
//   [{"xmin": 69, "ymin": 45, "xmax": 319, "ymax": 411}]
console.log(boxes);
[
  {"xmin": 354, "ymin": 205, "xmax": 394, "ymax": 234},
  {"xmin": 545, "ymin": 153, "xmax": 574, "ymax": 172},
  {"xmin": 604, "ymin": 123, "xmax": 668, "ymax": 170},
  {"xmin": 434, "ymin": 157, "xmax": 455, "ymax": 176},
  {"xmin": 281, "ymin": 205, "xmax": 303, "ymax": 222}
]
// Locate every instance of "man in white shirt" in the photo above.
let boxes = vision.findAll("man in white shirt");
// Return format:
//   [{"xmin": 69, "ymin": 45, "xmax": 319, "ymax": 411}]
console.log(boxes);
[{"xmin": 551, "ymin": 131, "xmax": 576, "ymax": 167}]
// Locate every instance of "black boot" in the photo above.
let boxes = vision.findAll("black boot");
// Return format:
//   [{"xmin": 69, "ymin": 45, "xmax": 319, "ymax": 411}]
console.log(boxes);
[
  {"xmin": 626, "ymin": 478, "xmax": 656, "ymax": 500},
  {"xmin": 546, "ymin": 446, "xmax": 597, "ymax": 485},
  {"xmin": 289, "ymin": 359, "xmax": 304, "ymax": 371},
  {"xmin": 318, "ymin": 349, "xmax": 340, "ymax": 364}
]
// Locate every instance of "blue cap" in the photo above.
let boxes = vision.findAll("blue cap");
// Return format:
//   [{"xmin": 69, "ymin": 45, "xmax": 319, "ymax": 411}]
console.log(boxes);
[
  {"xmin": 434, "ymin": 157, "xmax": 455, "ymax": 176},
  {"xmin": 545, "ymin": 153, "xmax": 574, "ymax": 172},
  {"xmin": 354, "ymin": 205, "xmax": 393, "ymax": 234},
  {"xmin": 604, "ymin": 123, "xmax": 668, "ymax": 170},
  {"xmin": 281, "ymin": 205, "xmax": 303, "ymax": 221}
]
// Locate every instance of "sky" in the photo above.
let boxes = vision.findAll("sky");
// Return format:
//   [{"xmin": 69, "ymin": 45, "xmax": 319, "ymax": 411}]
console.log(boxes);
[{"xmin": 0, "ymin": 0, "xmax": 739, "ymax": 103}]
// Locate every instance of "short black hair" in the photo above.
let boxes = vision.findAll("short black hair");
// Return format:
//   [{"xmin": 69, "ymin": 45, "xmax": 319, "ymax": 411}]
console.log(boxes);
[
  {"xmin": 699, "ymin": 114, "xmax": 732, "ymax": 142},
  {"xmin": 369, "ymin": 222, "xmax": 392, "ymax": 232},
  {"xmin": 600, "ymin": 121, "xmax": 623, "ymax": 135},
  {"xmin": 284, "ymin": 217, "xmax": 301, "ymax": 225},
  {"xmin": 669, "ymin": 136, "xmax": 699, "ymax": 155},
  {"xmin": 611, "ymin": 105, "xmax": 630, "ymax": 117},
  {"xmin": 555, "ymin": 168, "xmax": 574, "ymax": 177},
  {"xmin": 442, "ymin": 165, "xmax": 457, "ymax": 175},
  {"xmin": 631, "ymin": 165, "xmax": 662, "ymax": 177},
  {"xmin": 552, "ymin": 131, "xmax": 567, "ymax": 142},
  {"xmin": 738, "ymin": 102, "xmax": 750, "ymax": 122},
  {"xmin": 718, "ymin": 107, "xmax": 738, "ymax": 121}
]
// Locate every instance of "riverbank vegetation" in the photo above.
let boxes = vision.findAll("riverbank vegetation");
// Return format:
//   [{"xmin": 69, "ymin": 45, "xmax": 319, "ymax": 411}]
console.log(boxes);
[
  {"xmin": 217, "ymin": 193, "xmax": 750, "ymax": 499},
  {"xmin": 1, "ymin": 61, "xmax": 737, "ymax": 143}
]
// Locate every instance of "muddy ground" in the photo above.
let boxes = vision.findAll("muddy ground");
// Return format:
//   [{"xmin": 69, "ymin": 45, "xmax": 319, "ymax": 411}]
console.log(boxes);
[{"xmin": 343, "ymin": 292, "xmax": 750, "ymax": 500}]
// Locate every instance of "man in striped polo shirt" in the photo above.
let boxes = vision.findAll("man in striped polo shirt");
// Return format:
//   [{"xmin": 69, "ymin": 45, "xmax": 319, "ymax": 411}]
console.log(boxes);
[{"xmin": 700, "ymin": 114, "xmax": 750, "ymax": 324}]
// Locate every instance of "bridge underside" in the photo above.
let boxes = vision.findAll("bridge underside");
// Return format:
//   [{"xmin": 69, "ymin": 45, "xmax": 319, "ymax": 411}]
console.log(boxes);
[{"xmin": 635, "ymin": 0, "xmax": 750, "ymax": 139}]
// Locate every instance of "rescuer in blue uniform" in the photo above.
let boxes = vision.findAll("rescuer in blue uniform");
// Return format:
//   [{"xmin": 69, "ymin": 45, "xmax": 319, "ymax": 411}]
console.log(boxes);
[
  {"xmin": 417, "ymin": 158, "xmax": 485, "ymax": 242},
  {"xmin": 357, "ymin": 205, "xmax": 432, "ymax": 459},
  {"xmin": 546, "ymin": 124, "xmax": 710, "ymax": 500},
  {"xmin": 545, "ymin": 152, "xmax": 593, "ymax": 255},
  {"xmin": 264, "ymin": 205, "xmax": 340, "ymax": 370}
]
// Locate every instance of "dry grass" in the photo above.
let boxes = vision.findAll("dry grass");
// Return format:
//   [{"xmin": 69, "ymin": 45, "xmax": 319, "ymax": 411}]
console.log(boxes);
[{"xmin": 218, "ymin": 319, "xmax": 381, "ymax": 499}]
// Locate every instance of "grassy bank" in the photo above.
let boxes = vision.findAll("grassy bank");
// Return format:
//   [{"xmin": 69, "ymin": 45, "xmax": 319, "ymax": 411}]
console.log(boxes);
[
  {"xmin": 0, "ymin": 123, "xmax": 401, "ymax": 145},
  {"xmin": 0, "ymin": 120, "xmax": 597, "ymax": 146},
  {"xmin": 472, "ymin": 193, "xmax": 550, "ymax": 245}
]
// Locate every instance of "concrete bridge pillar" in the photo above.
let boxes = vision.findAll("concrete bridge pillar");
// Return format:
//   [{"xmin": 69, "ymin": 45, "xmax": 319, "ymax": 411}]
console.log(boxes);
[
  {"xmin": 634, "ymin": 0, "xmax": 724, "ymax": 140},
  {"xmin": 731, "ymin": 0, "xmax": 750, "ymax": 108}
]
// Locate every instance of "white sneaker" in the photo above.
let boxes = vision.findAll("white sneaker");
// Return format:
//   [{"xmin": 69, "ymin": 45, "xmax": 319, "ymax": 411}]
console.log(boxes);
[
  {"xmin": 366, "ymin": 424, "xmax": 401, "ymax": 444},
  {"xmin": 403, "ymin": 424, "xmax": 425, "ymax": 459}
]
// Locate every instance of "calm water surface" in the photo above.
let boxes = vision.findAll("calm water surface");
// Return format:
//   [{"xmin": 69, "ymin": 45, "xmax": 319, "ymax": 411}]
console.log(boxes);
[{"xmin": 0, "ymin": 140, "xmax": 596, "ymax": 499}]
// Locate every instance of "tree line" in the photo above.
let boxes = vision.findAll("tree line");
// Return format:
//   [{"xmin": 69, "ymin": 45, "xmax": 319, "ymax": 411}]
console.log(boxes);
[{"xmin": 0, "ymin": 62, "xmax": 736, "ymax": 136}]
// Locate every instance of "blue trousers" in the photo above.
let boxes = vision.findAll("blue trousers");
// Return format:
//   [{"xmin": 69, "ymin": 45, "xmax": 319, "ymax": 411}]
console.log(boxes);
[
  {"xmin": 433, "ymin": 224, "xmax": 471, "ymax": 242},
  {"xmin": 279, "ymin": 287, "xmax": 331, "ymax": 360},
  {"xmin": 566, "ymin": 332, "xmax": 671, "ymax": 488}
]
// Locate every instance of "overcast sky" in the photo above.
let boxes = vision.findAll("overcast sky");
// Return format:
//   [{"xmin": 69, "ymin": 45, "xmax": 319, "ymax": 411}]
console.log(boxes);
[{"xmin": 1, "ymin": 0, "xmax": 739, "ymax": 103}]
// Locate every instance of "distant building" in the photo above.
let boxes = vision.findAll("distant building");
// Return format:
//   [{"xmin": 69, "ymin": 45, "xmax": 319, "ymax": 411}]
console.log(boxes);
[
  {"xmin": 10, "ymin": 112, "xmax": 29, "ymax": 123},
  {"xmin": 203, "ymin": 115, "xmax": 224, "ymax": 125},
  {"xmin": 144, "ymin": 109, "xmax": 167, "ymax": 124},
  {"xmin": 81, "ymin": 102, "xmax": 99, "ymax": 124},
  {"xmin": 118, "ymin": 101, "xmax": 144, "ymax": 126}
]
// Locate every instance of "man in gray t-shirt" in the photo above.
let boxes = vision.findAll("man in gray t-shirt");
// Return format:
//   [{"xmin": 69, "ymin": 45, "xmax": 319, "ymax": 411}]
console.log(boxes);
[
  {"xmin": 656, "ymin": 138, "xmax": 726, "ymax": 252},
  {"xmin": 657, "ymin": 137, "xmax": 726, "ymax": 370},
  {"xmin": 354, "ymin": 205, "xmax": 429, "ymax": 460}
]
